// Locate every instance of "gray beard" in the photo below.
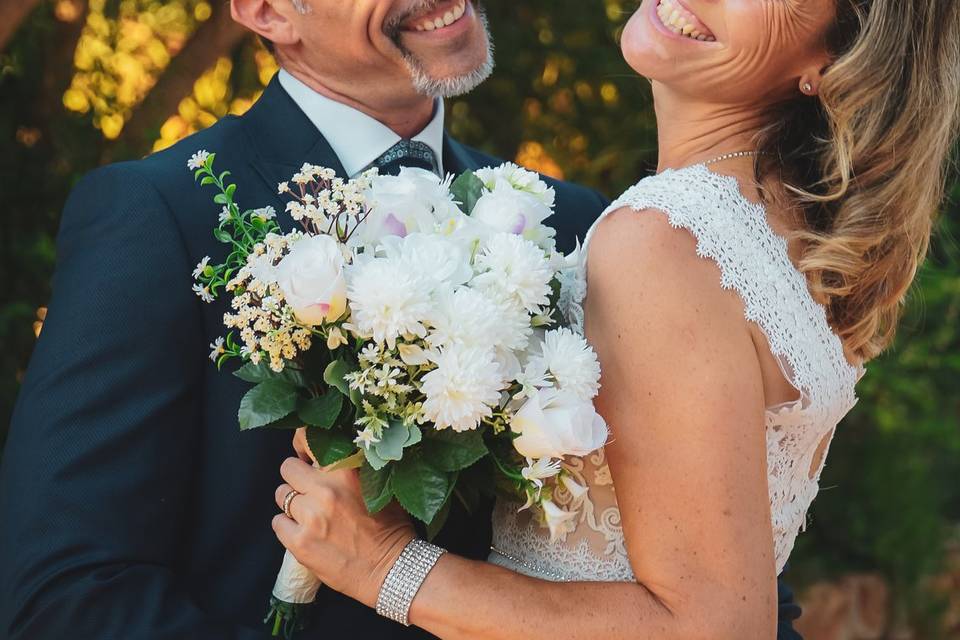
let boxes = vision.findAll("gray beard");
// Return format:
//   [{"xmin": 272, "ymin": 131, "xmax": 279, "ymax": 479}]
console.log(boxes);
[{"xmin": 389, "ymin": 3, "xmax": 495, "ymax": 99}]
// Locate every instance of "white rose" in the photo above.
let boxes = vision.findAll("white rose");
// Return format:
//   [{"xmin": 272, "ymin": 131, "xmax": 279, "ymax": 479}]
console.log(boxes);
[
  {"xmin": 275, "ymin": 234, "xmax": 347, "ymax": 326},
  {"xmin": 475, "ymin": 162, "xmax": 556, "ymax": 207},
  {"xmin": 471, "ymin": 182, "xmax": 556, "ymax": 249},
  {"xmin": 510, "ymin": 387, "xmax": 608, "ymax": 459},
  {"xmin": 354, "ymin": 168, "xmax": 459, "ymax": 247}
]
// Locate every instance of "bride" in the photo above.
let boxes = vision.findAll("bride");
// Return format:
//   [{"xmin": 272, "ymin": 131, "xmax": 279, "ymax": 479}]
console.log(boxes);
[{"xmin": 270, "ymin": 0, "xmax": 960, "ymax": 637}]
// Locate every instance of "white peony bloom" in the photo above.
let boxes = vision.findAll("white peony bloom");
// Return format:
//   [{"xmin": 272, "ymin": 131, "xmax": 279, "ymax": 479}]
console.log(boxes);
[
  {"xmin": 474, "ymin": 162, "xmax": 556, "ymax": 208},
  {"xmin": 420, "ymin": 345, "xmax": 506, "ymax": 432},
  {"xmin": 274, "ymin": 234, "xmax": 348, "ymax": 326},
  {"xmin": 526, "ymin": 328, "xmax": 602, "ymax": 402},
  {"xmin": 470, "ymin": 182, "xmax": 556, "ymax": 250},
  {"xmin": 540, "ymin": 499, "xmax": 578, "ymax": 543},
  {"xmin": 473, "ymin": 233, "xmax": 554, "ymax": 314},
  {"xmin": 346, "ymin": 255, "xmax": 433, "ymax": 349},
  {"xmin": 510, "ymin": 387, "xmax": 608, "ymax": 459},
  {"xmin": 353, "ymin": 168, "xmax": 459, "ymax": 247}
]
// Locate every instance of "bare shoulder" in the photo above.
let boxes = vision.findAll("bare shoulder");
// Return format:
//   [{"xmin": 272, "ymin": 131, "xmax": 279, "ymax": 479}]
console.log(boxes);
[{"xmin": 585, "ymin": 206, "xmax": 746, "ymax": 332}]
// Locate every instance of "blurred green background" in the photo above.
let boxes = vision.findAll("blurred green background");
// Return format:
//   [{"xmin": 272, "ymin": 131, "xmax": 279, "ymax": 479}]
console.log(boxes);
[{"xmin": 2, "ymin": 1, "xmax": 958, "ymax": 636}]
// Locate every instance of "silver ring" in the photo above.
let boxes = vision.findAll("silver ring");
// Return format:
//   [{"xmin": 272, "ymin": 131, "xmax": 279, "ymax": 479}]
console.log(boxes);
[{"xmin": 282, "ymin": 489, "xmax": 300, "ymax": 519}]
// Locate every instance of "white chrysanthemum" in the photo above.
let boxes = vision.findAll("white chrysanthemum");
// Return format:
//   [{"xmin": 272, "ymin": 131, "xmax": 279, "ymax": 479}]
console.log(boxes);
[
  {"xmin": 474, "ymin": 162, "xmax": 556, "ymax": 207},
  {"xmin": 379, "ymin": 233, "xmax": 473, "ymax": 294},
  {"xmin": 420, "ymin": 345, "xmax": 506, "ymax": 431},
  {"xmin": 473, "ymin": 233, "xmax": 554, "ymax": 313},
  {"xmin": 346, "ymin": 256, "xmax": 432, "ymax": 349},
  {"xmin": 426, "ymin": 287, "xmax": 500, "ymax": 349},
  {"xmin": 526, "ymin": 328, "xmax": 601, "ymax": 402}
]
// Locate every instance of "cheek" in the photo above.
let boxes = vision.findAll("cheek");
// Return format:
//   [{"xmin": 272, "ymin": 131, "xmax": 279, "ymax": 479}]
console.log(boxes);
[{"xmin": 620, "ymin": 2, "xmax": 673, "ymax": 78}]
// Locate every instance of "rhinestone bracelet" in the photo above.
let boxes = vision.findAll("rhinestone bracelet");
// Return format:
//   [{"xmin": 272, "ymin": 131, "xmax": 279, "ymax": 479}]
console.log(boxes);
[{"xmin": 375, "ymin": 539, "xmax": 446, "ymax": 626}]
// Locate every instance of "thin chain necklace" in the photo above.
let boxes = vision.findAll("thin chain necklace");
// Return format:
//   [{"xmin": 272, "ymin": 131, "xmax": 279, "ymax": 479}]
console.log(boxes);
[{"xmin": 702, "ymin": 150, "xmax": 765, "ymax": 166}]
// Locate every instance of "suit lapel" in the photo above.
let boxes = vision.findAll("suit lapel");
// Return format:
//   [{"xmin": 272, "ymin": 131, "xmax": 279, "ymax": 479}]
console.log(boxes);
[
  {"xmin": 443, "ymin": 134, "xmax": 483, "ymax": 175},
  {"xmin": 241, "ymin": 74, "xmax": 347, "ymax": 231}
]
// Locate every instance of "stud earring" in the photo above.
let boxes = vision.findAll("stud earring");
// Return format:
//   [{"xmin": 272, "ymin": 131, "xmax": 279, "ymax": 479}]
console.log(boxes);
[{"xmin": 802, "ymin": 82, "xmax": 813, "ymax": 94}]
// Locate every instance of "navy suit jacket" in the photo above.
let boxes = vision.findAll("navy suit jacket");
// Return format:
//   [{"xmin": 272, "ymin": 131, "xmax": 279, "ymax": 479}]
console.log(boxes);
[{"xmin": 0, "ymin": 74, "xmax": 801, "ymax": 639}]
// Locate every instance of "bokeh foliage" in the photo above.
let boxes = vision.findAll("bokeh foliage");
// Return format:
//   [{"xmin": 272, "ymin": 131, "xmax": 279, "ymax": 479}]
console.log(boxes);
[{"xmin": 2, "ymin": 0, "xmax": 958, "ymax": 631}]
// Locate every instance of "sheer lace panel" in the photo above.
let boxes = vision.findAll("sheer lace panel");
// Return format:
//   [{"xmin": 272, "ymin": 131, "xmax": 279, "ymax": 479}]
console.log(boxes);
[{"xmin": 490, "ymin": 164, "xmax": 861, "ymax": 581}]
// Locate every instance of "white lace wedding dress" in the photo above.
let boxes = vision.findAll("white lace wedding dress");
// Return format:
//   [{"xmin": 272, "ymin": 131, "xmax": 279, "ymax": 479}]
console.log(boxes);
[{"xmin": 488, "ymin": 164, "xmax": 862, "ymax": 582}]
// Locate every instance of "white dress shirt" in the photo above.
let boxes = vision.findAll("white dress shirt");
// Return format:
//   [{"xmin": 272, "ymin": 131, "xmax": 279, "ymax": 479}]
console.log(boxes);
[{"xmin": 278, "ymin": 69, "xmax": 445, "ymax": 177}]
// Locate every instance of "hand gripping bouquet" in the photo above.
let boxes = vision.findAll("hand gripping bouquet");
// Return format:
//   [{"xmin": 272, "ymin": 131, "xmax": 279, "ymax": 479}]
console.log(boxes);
[{"xmin": 188, "ymin": 151, "xmax": 608, "ymax": 637}]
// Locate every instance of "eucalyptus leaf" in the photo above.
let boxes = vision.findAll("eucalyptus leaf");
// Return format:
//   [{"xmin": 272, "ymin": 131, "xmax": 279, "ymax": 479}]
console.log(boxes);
[
  {"xmin": 306, "ymin": 429, "xmax": 356, "ymax": 466},
  {"xmin": 238, "ymin": 381, "xmax": 298, "ymax": 431},
  {"xmin": 298, "ymin": 393, "xmax": 342, "ymax": 429},
  {"xmin": 374, "ymin": 422, "xmax": 412, "ymax": 462},
  {"xmin": 363, "ymin": 444, "xmax": 389, "ymax": 471}
]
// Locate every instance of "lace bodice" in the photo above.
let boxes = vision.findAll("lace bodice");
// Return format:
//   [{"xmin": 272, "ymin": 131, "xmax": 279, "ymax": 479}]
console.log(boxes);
[{"xmin": 489, "ymin": 164, "xmax": 861, "ymax": 582}]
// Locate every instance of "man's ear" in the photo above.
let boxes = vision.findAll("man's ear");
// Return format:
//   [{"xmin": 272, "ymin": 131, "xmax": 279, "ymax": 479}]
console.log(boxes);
[{"xmin": 231, "ymin": 0, "xmax": 299, "ymax": 48}]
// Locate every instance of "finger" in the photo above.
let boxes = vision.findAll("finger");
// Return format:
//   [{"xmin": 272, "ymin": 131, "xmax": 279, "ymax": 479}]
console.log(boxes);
[
  {"xmin": 293, "ymin": 428, "xmax": 314, "ymax": 464},
  {"xmin": 271, "ymin": 513, "xmax": 302, "ymax": 551},
  {"xmin": 280, "ymin": 456, "xmax": 319, "ymax": 492},
  {"xmin": 274, "ymin": 483, "xmax": 310, "ymax": 523}
]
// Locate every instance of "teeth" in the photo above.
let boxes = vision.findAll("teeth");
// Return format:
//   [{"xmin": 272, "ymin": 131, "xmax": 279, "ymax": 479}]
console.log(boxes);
[
  {"xmin": 656, "ymin": 0, "xmax": 715, "ymax": 42},
  {"xmin": 414, "ymin": 0, "xmax": 466, "ymax": 32}
]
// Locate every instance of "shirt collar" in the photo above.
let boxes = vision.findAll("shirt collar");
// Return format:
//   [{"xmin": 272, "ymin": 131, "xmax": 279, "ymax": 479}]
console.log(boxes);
[{"xmin": 278, "ymin": 68, "xmax": 445, "ymax": 178}]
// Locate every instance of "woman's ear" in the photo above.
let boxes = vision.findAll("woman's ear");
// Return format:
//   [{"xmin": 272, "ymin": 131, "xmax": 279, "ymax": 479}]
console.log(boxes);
[
  {"xmin": 231, "ymin": 0, "xmax": 299, "ymax": 48},
  {"xmin": 799, "ymin": 57, "xmax": 832, "ymax": 96}
]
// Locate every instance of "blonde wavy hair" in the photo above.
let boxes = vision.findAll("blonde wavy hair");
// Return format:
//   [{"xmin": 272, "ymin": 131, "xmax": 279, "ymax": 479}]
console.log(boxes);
[{"xmin": 756, "ymin": 0, "xmax": 960, "ymax": 362}]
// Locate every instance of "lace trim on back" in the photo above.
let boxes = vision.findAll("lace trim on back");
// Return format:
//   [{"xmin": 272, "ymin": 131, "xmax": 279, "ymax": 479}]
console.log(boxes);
[{"xmin": 543, "ymin": 164, "xmax": 861, "ymax": 575}]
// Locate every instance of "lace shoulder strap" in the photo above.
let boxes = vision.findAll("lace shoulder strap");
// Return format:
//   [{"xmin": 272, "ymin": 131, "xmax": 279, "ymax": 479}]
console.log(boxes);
[{"xmin": 574, "ymin": 164, "xmax": 859, "ymax": 419}]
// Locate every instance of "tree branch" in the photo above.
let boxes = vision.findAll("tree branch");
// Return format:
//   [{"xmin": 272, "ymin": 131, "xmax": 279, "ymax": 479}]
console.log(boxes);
[
  {"xmin": 0, "ymin": 0, "xmax": 44, "ymax": 52},
  {"xmin": 111, "ymin": 4, "xmax": 248, "ymax": 157}
]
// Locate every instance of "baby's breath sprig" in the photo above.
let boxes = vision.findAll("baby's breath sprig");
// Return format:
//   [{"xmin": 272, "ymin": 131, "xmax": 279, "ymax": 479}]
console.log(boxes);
[{"xmin": 279, "ymin": 164, "xmax": 377, "ymax": 243}]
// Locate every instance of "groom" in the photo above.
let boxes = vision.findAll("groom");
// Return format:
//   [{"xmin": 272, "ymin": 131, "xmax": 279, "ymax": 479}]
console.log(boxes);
[{"xmin": 0, "ymin": 0, "xmax": 802, "ymax": 638}]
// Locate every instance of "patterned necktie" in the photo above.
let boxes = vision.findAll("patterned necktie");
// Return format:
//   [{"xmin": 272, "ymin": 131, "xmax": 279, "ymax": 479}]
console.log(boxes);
[{"xmin": 369, "ymin": 139, "xmax": 439, "ymax": 177}]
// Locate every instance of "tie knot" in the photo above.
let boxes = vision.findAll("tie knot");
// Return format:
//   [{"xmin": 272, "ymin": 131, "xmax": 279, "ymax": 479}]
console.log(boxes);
[{"xmin": 371, "ymin": 140, "xmax": 439, "ymax": 176}]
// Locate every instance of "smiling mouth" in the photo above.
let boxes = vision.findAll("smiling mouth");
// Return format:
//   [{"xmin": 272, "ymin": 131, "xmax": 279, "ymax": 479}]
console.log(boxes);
[
  {"xmin": 655, "ymin": 0, "xmax": 715, "ymax": 41},
  {"xmin": 401, "ymin": 0, "xmax": 469, "ymax": 32}
]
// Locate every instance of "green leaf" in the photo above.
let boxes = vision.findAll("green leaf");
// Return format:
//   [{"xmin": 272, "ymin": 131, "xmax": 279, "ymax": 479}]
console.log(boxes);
[
  {"xmin": 225, "ymin": 183, "xmax": 237, "ymax": 199},
  {"xmin": 359, "ymin": 463, "xmax": 394, "ymax": 514},
  {"xmin": 391, "ymin": 452, "xmax": 456, "ymax": 524},
  {"xmin": 323, "ymin": 359, "xmax": 353, "ymax": 397},
  {"xmin": 374, "ymin": 421, "xmax": 413, "ymax": 462},
  {"xmin": 238, "ymin": 381, "xmax": 298, "ymax": 430},
  {"xmin": 305, "ymin": 428, "xmax": 356, "ymax": 466},
  {"xmin": 265, "ymin": 413, "xmax": 304, "ymax": 430},
  {"xmin": 425, "ymin": 492, "xmax": 453, "ymax": 541},
  {"xmin": 234, "ymin": 361, "xmax": 307, "ymax": 388},
  {"xmin": 298, "ymin": 393, "xmax": 342, "ymax": 429},
  {"xmin": 450, "ymin": 171, "xmax": 486, "ymax": 215},
  {"xmin": 421, "ymin": 428, "xmax": 488, "ymax": 472},
  {"xmin": 200, "ymin": 175, "xmax": 216, "ymax": 186},
  {"xmin": 213, "ymin": 193, "xmax": 229, "ymax": 205},
  {"xmin": 363, "ymin": 445, "xmax": 390, "ymax": 471},
  {"xmin": 213, "ymin": 228, "xmax": 232, "ymax": 244}
]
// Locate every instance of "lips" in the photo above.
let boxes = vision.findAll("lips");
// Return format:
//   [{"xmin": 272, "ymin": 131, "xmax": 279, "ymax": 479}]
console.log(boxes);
[
  {"xmin": 402, "ymin": 0, "xmax": 468, "ymax": 32},
  {"xmin": 655, "ymin": 0, "xmax": 715, "ymax": 41}
]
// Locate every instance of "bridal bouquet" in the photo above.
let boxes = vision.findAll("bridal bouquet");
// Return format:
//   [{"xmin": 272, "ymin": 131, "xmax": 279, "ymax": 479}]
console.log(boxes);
[{"xmin": 188, "ymin": 151, "xmax": 607, "ymax": 636}]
